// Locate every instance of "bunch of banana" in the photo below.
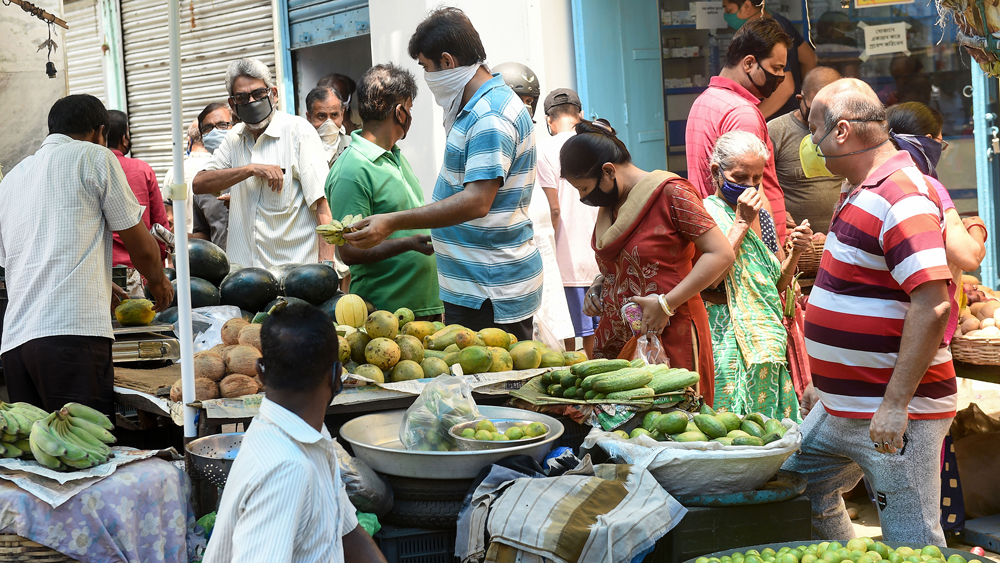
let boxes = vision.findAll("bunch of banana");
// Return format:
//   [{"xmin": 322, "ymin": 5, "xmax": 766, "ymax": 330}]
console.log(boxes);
[
  {"xmin": 0, "ymin": 402, "xmax": 48, "ymax": 459},
  {"xmin": 315, "ymin": 214, "xmax": 363, "ymax": 246},
  {"xmin": 28, "ymin": 403, "xmax": 116, "ymax": 471}
]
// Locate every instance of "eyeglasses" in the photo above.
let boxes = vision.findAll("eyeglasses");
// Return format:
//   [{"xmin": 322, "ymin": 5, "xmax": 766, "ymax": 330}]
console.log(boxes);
[
  {"xmin": 232, "ymin": 87, "xmax": 271, "ymax": 106},
  {"xmin": 200, "ymin": 121, "xmax": 232, "ymax": 135}
]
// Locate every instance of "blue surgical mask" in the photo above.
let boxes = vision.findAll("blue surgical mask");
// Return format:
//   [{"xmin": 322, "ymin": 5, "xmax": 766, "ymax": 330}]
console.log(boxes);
[{"xmin": 203, "ymin": 128, "xmax": 227, "ymax": 154}]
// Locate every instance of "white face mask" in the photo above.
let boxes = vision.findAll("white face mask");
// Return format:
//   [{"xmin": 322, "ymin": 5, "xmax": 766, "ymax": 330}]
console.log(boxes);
[
  {"xmin": 317, "ymin": 119, "xmax": 345, "ymax": 146},
  {"xmin": 424, "ymin": 63, "xmax": 482, "ymax": 134}
]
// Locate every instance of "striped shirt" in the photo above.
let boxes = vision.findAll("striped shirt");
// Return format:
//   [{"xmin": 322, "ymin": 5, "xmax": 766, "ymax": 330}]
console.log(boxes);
[
  {"xmin": 804, "ymin": 151, "xmax": 956, "ymax": 420},
  {"xmin": 202, "ymin": 111, "xmax": 329, "ymax": 269},
  {"xmin": 685, "ymin": 76, "xmax": 787, "ymax": 240},
  {"xmin": 0, "ymin": 135, "xmax": 142, "ymax": 354},
  {"xmin": 431, "ymin": 74, "xmax": 543, "ymax": 323},
  {"xmin": 204, "ymin": 398, "xmax": 358, "ymax": 563}
]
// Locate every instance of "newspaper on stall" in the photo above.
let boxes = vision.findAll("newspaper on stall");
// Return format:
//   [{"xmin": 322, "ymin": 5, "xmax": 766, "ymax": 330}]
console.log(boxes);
[
  {"xmin": 0, "ymin": 447, "xmax": 180, "ymax": 508},
  {"xmin": 346, "ymin": 367, "xmax": 547, "ymax": 396}
]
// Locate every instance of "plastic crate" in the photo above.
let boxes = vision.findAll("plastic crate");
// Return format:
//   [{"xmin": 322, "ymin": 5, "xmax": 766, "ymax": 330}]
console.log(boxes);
[
  {"xmin": 552, "ymin": 415, "xmax": 591, "ymax": 454},
  {"xmin": 643, "ymin": 495, "xmax": 812, "ymax": 563},
  {"xmin": 375, "ymin": 525, "xmax": 458, "ymax": 563}
]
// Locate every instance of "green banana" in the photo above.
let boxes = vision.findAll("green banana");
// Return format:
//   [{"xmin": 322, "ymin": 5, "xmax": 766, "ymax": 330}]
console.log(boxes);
[
  {"xmin": 61, "ymin": 453, "xmax": 99, "ymax": 470},
  {"xmin": 0, "ymin": 442, "xmax": 22, "ymax": 458},
  {"xmin": 14, "ymin": 439, "xmax": 32, "ymax": 460},
  {"xmin": 1, "ymin": 432, "xmax": 17, "ymax": 443},
  {"xmin": 63, "ymin": 403, "xmax": 113, "ymax": 430},
  {"xmin": 65, "ymin": 424, "xmax": 111, "ymax": 457},
  {"xmin": 29, "ymin": 436, "xmax": 63, "ymax": 469},
  {"xmin": 30, "ymin": 417, "xmax": 67, "ymax": 457},
  {"xmin": 60, "ymin": 424, "xmax": 109, "ymax": 462},
  {"xmin": 10, "ymin": 402, "xmax": 48, "ymax": 420},
  {"xmin": 65, "ymin": 415, "xmax": 116, "ymax": 444},
  {"xmin": 6, "ymin": 411, "xmax": 31, "ymax": 436},
  {"xmin": 50, "ymin": 419, "xmax": 87, "ymax": 461}
]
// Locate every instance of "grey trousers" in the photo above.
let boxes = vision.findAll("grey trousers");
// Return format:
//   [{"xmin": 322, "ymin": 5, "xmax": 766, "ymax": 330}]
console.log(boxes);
[{"xmin": 782, "ymin": 406, "xmax": 952, "ymax": 545}]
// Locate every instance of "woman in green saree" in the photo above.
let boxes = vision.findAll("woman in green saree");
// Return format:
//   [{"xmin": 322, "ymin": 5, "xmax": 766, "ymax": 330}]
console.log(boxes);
[{"xmin": 701, "ymin": 131, "xmax": 811, "ymax": 422}]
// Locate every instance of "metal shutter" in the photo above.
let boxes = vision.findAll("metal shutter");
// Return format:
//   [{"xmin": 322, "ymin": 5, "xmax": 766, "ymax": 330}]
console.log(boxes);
[
  {"xmin": 120, "ymin": 0, "xmax": 276, "ymax": 185},
  {"xmin": 65, "ymin": 0, "xmax": 108, "ymax": 104}
]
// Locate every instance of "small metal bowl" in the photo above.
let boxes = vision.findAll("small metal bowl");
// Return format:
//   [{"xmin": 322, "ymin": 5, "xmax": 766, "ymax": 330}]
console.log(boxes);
[{"xmin": 449, "ymin": 419, "xmax": 550, "ymax": 451}]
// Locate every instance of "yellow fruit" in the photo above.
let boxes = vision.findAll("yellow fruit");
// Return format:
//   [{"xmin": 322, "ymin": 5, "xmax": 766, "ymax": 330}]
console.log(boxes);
[
  {"xmin": 478, "ymin": 328, "xmax": 511, "ymax": 349},
  {"xmin": 394, "ymin": 334, "xmax": 424, "ymax": 363},
  {"xmin": 454, "ymin": 330, "xmax": 480, "ymax": 349},
  {"xmin": 115, "ymin": 299, "xmax": 155, "ymax": 326},
  {"xmin": 390, "ymin": 360, "xmax": 424, "ymax": 382},
  {"xmin": 365, "ymin": 310, "xmax": 399, "ymax": 339},
  {"xmin": 420, "ymin": 357, "xmax": 450, "ymax": 377},
  {"xmin": 510, "ymin": 342, "xmax": 542, "ymax": 370},
  {"xmin": 337, "ymin": 335, "xmax": 351, "ymax": 363},
  {"xmin": 562, "ymin": 351, "xmax": 588, "ymax": 365},
  {"xmin": 335, "ymin": 294, "xmax": 368, "ymax": 327},
  {"xmin": 444, "ymin": 352, "xmax": 460, "ymax": 366},
  {"xmin": 488, "ymin": 347, "xmax": 513, "ymax": 372},
  {"xmin": 539, "ymin": 352, "xmax": 565, "ymax": 368},
  {"xmin": 508, "ymin": 333, "xmax": 518, "ymax": 345},
  {"xmin": 354, "ymin": 364, "xmax": 384, "ymax": 383},
  {"xmin": 365, "ymin": 337, "xmax": 401, "ymax": 370},
  {"xmin": 402, "ymin": 321, "xmax": 437, "ymax": 342},
  {"xmin": 458, "ymin": 346, "xmax": 493, "ymax": 374},
  {"xmin": 346, "ymin": 331, "xmax": 373, "ymax": 365}
]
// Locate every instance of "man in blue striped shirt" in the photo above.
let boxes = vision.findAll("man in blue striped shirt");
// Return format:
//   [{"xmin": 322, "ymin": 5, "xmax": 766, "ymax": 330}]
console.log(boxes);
[{"xmin": 346, "ymin": 8, "xmax": 542, "ymax": 340}]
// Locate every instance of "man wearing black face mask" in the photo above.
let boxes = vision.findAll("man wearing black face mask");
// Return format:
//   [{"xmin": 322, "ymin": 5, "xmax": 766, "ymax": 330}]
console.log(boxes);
[
  {"xmin": 106, "ymin": 110, "xmax": 169, "ymax": 280},
  {"xmin": 193, "ymin": 58, "xmax": 335, "ymax": 270},
  {"xmin": 686, "ymin": 17, "xmax": 793, "ymax": 243},
  {"xmin": 325, "ymin": 64, "xmax": 443, "ymax": 321}
]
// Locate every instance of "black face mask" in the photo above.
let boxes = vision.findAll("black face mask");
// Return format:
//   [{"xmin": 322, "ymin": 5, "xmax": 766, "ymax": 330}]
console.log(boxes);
[
  {"xmin": 580, "ymin": 176, "xmax": 619, "ymax": 208},
  {"xmin": 748, "ymin": 62, "xmax": 784, "ymax": 98},
  {"xmin": 800, "ymin": 100, "xmax": 810, "ymax": 123},
  {"xmin": 395, "ymin": 105, "xmax": 412, "ymax": 140},
  {"xmin": 235, "ymin": 95, "xmax": 273, "ymax": 125},
  {"xmin": 122, "ymin": 136, "xmax": 131, "ymax": 156}
]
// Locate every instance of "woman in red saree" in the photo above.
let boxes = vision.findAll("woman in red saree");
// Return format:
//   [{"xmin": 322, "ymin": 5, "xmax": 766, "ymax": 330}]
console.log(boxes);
[{"xmin": 559, "ymin": 119, "xmax": 735, "ymax": 405}]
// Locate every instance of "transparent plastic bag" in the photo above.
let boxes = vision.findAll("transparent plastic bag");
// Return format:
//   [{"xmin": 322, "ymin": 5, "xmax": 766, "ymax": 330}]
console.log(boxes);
[
  {"xmin": 332, "ymin": 440, "xmax": 393, "ymax": 517},
  {"xmin": 633, "ymin": 333, "xmax": 670, "ymax": 366},
  {"xmin": 399, "ymin": 376, "xmax": 481, "ymax": 451},
  {"xmin": 188, "ymin": 305, "xmax": 243, "ymax": 354}
]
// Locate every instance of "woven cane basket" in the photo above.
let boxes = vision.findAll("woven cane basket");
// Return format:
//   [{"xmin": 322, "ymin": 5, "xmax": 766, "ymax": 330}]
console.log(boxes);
[
  {"xmin": 951, "ymin": 335, "xmax": 1000, "ymax": 365},
  {"xmin": 0, "ymin": 534, "xmax": 78, "ymax": 562},
  {"xmin": 795, "ymin": 238, "xmax": 826, "ymax": 278}
]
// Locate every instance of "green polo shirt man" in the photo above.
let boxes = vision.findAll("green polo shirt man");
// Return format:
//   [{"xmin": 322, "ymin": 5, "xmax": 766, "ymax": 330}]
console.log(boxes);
[{"xmin": 325, "ymin": 64, "xmax": 443, "ymax": 318}]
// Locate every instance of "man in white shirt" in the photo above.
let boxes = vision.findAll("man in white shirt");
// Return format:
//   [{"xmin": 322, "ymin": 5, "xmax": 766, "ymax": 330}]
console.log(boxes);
[
  {"xmin": 536, "ymin": 89, "xmax": 601, "ymax": 357},
  {"xmin": 204, "ymin": 303, "xmax": 386, "ymax": 563},
  {"xmin": 193, "ymin": 58, "xmax": 335, "ymax": 269},
  {"xmin": 0, "ymin": 94, "xmax": 172, "ymax": 414},
  {"xmin": 305, "ymin": 86, "xmax": 352, "ymax": 168}
]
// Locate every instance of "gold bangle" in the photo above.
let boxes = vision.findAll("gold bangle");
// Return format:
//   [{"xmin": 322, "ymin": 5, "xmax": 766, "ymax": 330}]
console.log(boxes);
[{"xmin": 658, "ymin": 294, "xmax": 675, "ymax": 317}]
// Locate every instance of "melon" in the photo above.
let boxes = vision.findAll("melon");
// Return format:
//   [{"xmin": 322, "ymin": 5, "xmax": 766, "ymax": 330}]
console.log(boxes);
[
  {"xmin": 170, "ymin": 277, "xmax": 220, "ymax": 309},
  {"xmin": 264, "ymin": 296, "xmax": 310, "ymax": 312},
  {"xmin": 219, "ymin": 268, "xmax": 280, "ymax": 314},
  {"xmin": 155, "ymin": 306, "xmax": 178, "ymax": 325},
  {"xmin": 335, "ymin": 294, "xmax": 368, "ymax": 328},
  {"xmin": 318, "ymin": 292, "xmax": 346, "ymax": 323},
  {"xmin": 115, "ymin": 299, "xmax": 155, "ymax": 326},
  {"xmin": 267, "ymin": 263, "xmax": 301, "ymax": 294},
  {"xmin": 188, "ymin": 239, "xmax": 230, "ymax": 286},
  {"xmin": 283, "ymin": 263, "xmax": 340, "ymax": 305}
]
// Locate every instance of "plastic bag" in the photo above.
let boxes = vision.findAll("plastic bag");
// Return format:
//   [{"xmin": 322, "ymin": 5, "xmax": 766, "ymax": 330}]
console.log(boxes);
[
  {"xmin": 188, "ymin": 305, "xmax": 243, "ymax": 354},
  {"xmin": 399, "ymin": 376, "xmax": 481, "ymax": 451},
  {"xmin": 633, "ymin": 333, "xmax": 669, "ymax": 366},
  {"xmin": 332, "ymin": 440, "xmax": 393, "ymax": 517}
]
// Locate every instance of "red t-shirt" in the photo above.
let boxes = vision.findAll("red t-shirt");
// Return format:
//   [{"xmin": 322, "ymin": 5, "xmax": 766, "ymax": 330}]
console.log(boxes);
[
  {"xmin": 804, "ymin": 152, "xmax": 956, "ymax": 420},
  {"xmin": 685, "ymin": 76, "xmax": 787, "ymax": 241},
  {"xmin": 111, "ymin": 150, "xmax": 168, "ymax": 267}
]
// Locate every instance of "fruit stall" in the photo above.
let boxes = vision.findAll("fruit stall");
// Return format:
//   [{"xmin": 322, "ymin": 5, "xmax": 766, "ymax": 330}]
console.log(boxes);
[{"xmin": 950, "ymin": 275, "xmax": 1000, "ymax": 384}]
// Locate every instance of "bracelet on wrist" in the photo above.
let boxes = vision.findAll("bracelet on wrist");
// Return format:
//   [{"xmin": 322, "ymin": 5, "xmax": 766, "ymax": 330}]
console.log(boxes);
[
  {"xmin": 658, "ymin": 294, "xmax": 675, "ymax": 317},
  {"xmin": 968, "ymin": 222, "xmax": 988, "ymax": 242}
]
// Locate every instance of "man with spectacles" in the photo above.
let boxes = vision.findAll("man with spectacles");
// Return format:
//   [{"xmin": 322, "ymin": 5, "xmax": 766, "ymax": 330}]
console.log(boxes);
[
  {"xmin": 193, "ymin": 58, "xmax": 335, "ymax": 269},
  {"xmin": 204, "ymin": 303, "xmax": 387, "ymax": 563},
  {"xmin": 163, "ymin": 103, "xmax": 232, "ymax": 241}
]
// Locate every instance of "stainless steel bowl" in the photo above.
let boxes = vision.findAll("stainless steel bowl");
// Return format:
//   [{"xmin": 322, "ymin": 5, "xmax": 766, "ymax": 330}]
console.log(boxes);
[
  {"xmin": 185, "ymin": 432, "xmax": 243, "ymax": 488},
  {"xmin": 339, "ymin": 405, "xmax": 565, "ymax": 479},
  {"xmin": 449, "ymin": 419, "xmax": 550, "ymax": 451}
]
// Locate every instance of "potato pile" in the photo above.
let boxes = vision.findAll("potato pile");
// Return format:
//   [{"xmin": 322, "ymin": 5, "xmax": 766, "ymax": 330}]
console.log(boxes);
[
  {"xmin": 957, "ymin": 275, "xmax": 1000, "ymax": 339},
  {"xmin": 169, "ymin": 318, "xmax": 264, "ymax": 402}
]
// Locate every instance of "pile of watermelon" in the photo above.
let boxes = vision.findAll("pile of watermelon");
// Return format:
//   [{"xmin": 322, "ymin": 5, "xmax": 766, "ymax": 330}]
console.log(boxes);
[{"xmin": 151, "ymin": 240, "xmax": 346, "ymax": 324}]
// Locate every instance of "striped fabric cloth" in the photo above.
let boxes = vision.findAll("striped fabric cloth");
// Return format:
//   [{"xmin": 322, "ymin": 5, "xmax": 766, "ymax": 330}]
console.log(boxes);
[
  {"xmin": 804, "ymin": 152, "xmax": 957, "ymax": 420},
  {"xmin": 0, "ymin": 135, "xmax": 142, "ymax": 355},
  {"xmin": 459, "ymin": 460, "xmax": 685, "ymax": 563},
  {"xmin": 204, "ymin": 398, "xmax": 358, "ymax": 563},
  {"xmin": 431, "ymin": 74, "xmax": 543, "ymax": 324},
  {"xmin": 202, "ymin": 111, "xmax": 329, "ymax": 269}
]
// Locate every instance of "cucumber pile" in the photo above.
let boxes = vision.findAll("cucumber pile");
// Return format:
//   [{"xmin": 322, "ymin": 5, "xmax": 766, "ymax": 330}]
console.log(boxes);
[
  {"xmin": 539, "ymin": 358, "xmax": 699, "ymax": 402},
  {"xmin": 612, "ymin": 403, "xmax": 789, "ymax": 446}
]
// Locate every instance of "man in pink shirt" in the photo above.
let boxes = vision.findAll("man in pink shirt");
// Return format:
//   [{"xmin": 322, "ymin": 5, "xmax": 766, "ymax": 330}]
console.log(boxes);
[
  {"xmin": 107, "ymin": 110, "xmax": 169, "ymax": 273},
  {"xmin": 685, "ymin": 17, "xmax": 791, "ymax": 240}
]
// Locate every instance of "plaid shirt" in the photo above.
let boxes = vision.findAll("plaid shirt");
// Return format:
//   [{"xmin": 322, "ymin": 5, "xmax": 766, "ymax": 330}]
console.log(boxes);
[{"xmin": 0, "ymin": 135, "xmax": 142, "ymax": 353}]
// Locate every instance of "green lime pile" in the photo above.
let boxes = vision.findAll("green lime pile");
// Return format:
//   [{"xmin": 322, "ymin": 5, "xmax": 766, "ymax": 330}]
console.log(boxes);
[
  {"xmin": 695, "ymin": 539, "xmax": 980, "ymax": 563},
  {"xmin": 456, "ymin": 420, "xmax": 547, "ymax": 442}
]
